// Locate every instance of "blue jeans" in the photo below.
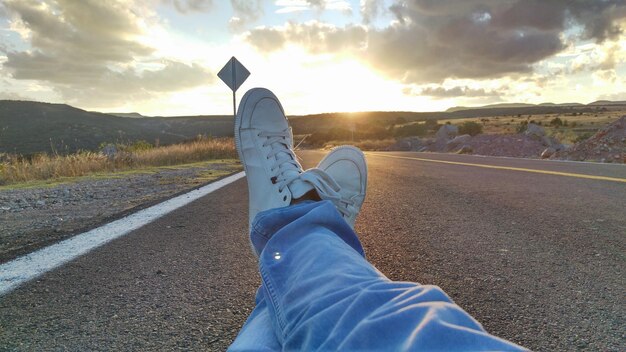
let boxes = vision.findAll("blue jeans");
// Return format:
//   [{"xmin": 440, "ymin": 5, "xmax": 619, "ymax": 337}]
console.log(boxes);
[{"xmin": 229, "ymin": 201, "xmax": 524, "ymax": 351}]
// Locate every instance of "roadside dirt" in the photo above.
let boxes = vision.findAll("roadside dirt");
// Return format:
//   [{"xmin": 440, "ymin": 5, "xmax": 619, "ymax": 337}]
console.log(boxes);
[
  {"xmin": 0, "ymin": 160, "xmax": 242, "ymax": 263},
  {"xmin": 553, "ymin": 116, "xmax": 626, "ymax": 163},
  {"xmin": 388, "ymin": 117, "xmax": 626, "ymax": 163}
]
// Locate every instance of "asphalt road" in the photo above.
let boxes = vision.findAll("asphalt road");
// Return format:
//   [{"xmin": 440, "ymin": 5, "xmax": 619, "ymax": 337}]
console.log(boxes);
[{"xmin": 1, "ymin": 151, "xmax": 625, "ymax": 351}]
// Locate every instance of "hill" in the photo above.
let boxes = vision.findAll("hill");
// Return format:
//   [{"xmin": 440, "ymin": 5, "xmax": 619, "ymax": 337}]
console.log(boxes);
[
  {"xmin": 3, "ymin": 99, "xmax": 625, "ymax": 155},
  {"xmin": 107, "ymin": 112, "xmax": 146, "ymax": 118},
  {"xmin": 447, "ymin": 101, "xmax": 622, "ymax": 113},
  {"xmin": 588, "ymin": 100, "xmax": 626, "ymax": 106},
  {"xmin": 0, "ymin": 101, "xmax": 233, "ymax": 155},
  {"xmin": 447, "ymin": 103, "xmax": 535, "ymax": 112}
]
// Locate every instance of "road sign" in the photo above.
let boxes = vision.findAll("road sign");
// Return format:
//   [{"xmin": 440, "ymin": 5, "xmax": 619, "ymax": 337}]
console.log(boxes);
[
  {"xmin": 218, "ymin": 57, "xmax": 250, "ymax": 92},
  {"xmin": 218, "ymin": 57, "xmax": 250, "ymax": 118}
]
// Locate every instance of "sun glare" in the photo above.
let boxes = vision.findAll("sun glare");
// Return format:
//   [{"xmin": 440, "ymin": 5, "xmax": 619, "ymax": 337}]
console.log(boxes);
[{"xmin": 238, "ymin": 46, "xmax": 444, "ymax": 115}]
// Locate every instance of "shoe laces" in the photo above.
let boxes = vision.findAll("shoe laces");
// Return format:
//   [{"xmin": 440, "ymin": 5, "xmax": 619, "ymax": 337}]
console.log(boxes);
[
  {"xmin": 260, "ymin": 130, "xmax": 355, "ymax": 218},
  {"xmin": 299, "ymin": 168, "xmax": 355, "ymax": 218},
  {"xmin": 259, "ymin": 129, "xmax": 303, "ymax": 192}
]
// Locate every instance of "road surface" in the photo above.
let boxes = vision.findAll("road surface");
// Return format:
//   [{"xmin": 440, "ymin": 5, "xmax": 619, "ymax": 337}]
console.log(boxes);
[{"xmin": 1, "ymin": 151, "xmax": 625, "ymax": 351}]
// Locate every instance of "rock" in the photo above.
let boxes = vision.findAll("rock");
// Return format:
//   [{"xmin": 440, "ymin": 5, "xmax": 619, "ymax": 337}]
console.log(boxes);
[
  {"xmin": 436, "ymin": 124, "xmax": 459, "ymax": 141},
  {"xmin": 524, "ymin": 123, "xmax": 545, "ymax": 140},
  {"xmin": 387, "ymin": 137, "xmax": 422, "ymax": 151},
  {"xmin": 541, "ymin": 147, "xmax": 556, "ymax": 159},
  {"xmin": 387, "ymin": 139, "xmax": 411, "ymax": 151},
  {"xmin": 447, "ymin": 134, "xmax": 472, "ymax": 150},
  {"xmin": 35, "ymin": 200, "xmax": 46, "ymax": 207},
  {"xmin": 456, "ymin": 145, "xmax": 473, "ymax": 154},
  {"xmin": 542, "ymin": 135, "xmax": 557, "ymax": 147},
  {"xmin": 101, "ymin": 144, "xmax": 118, "ymax": 159}
]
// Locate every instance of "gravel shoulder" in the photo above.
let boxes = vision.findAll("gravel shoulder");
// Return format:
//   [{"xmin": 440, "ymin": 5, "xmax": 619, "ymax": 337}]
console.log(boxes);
[{"xmin": 0, "ymin": 159, "xmax": 242, "ymax": 263}]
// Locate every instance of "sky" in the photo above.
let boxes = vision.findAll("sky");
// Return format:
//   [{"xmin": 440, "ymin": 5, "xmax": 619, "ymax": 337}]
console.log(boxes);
[{"xmin": 0, "ymin": 0, "xmax": 625, "ymax": 116}]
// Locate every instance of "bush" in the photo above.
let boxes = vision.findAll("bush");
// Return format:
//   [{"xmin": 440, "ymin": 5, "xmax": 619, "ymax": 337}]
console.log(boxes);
[
  {"xmin": 550, "ymin": 117, "xmax": 563, "ymax": 127},
  {"xmin": 424, "ymin": 119, "xmax": 440, "ymax": 131},
  {"xmin": 124, "ymin": 140, "xmax": 153, "ymax": 152},
  {"xmin": 574, "ymin": 132, "xmax": 594, "ymax": 143},
  {"xmin": 458, "ymin": 121, "xmax": 483, "ymax": 136},
  {"xmin": 308, "ymin": 122, "xmax": 394, "ymax": 146},
  {"xmin": 324, "ymin": 139, "xmax": 395, "ymax": 151},
  {"xmin": 516, "ymin": 121, "xmax": 528, "ymax": 133},
  {"xmin": 394, "ymin": 117, "xmax": 407, "ymax": 125},
  {"xmin": 393, "ymin": 123, "xmax": 428, "ymax": 137}
]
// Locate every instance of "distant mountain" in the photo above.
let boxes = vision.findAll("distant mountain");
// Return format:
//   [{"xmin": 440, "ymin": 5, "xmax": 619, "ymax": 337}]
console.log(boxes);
[
  {"xmin": 538, "ymin": 102, "xmax": 584, "ymax": 107},
  {"xmin": 107, "ymin": 112, "xmax": 146, "ymax": 118},
  {"xmin": 0, "ymin": 101, "xmax": 234, "ymax": 155},
  {"xmin": 447, "ymin": 103, "xmax": 535, "ymax": 112},
  {"xmin": 588, "ymin": 100, "xmax": 626, "ymax": 106},
  {"xmin": 446, "ymin": 102, "xmax": 588, "ymax": 112}
]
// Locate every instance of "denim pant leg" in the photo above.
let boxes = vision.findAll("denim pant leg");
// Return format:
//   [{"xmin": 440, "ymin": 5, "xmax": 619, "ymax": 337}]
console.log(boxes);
[
  {"xmin": 230, "ymin": 201, "xmax": 524, "ymax": 351},
  {"xmin": 228, "ymin": 287, "xmax": 281, "ymax": 351}
]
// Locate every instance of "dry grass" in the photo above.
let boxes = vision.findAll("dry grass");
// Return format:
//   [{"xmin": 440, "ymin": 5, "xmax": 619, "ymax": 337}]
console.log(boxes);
[
  {"xmin": 323, "ymin": 139, "xmax": 396, "ymax": 151},
  {"xmin": 0, "ymin": 137, "xmax": 237, "ymax": 185}
]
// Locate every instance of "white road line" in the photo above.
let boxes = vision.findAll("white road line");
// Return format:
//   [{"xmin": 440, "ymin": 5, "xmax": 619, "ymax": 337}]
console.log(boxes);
[{"xmin": 0, "ymin": 171, "xmax": 246, "ymax": 296}]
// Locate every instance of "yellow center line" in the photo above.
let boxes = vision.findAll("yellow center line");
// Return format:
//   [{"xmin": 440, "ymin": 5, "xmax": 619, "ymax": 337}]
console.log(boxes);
[{"xmin": 366, "ymin": 152, "xmax": 626, "ymax": 184}]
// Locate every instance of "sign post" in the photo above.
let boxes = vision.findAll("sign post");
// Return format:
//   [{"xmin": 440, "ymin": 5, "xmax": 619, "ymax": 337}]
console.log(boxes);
[{"xmin": 217, "ymin": 57, "xmax": 250, "ymax": 118}]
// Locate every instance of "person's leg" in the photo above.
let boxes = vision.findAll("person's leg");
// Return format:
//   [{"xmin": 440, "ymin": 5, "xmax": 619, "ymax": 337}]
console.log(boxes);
[
  {"xmin": 228, "ymin": 288, "xmax": 281, "ymax": 351},
  {"xmin": 232, "ymin": 200, "xmax": 524, "ymax": 351},
  {"xmin": 230, "ymin": 143, "xmax": 369, "ymax": 351},
  {"xmin": 230, "ymin": 87, "xmax": 523, "ymax": 350}
]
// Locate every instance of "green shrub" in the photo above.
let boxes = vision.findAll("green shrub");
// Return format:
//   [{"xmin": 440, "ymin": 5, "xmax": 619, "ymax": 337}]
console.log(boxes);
[
  {"xmin": 424, "ymin": 119, "xmax": 440, "ymax": 131},
  {"xmin": 516, "ymin": 121, "xmax": 528, "ymax": 133},
  {"xmin": 550, "ymin": 117, "xmax": 563, "ymax": 127},
  {"xmin": 458, "ymin": 121, "xmax": 483, "ymax": 136},
  {"xmin": 574, "ymin": 132, "xmax": 594, "ymax": 143},
  {"xmin": 125, "ymin": 140, "xmax": 153, "ymax": 152},
  {"xmin": 394, "ymin": 123, "xmax": 428, "ymax": 137},
  {"xmin": 394, "ymin": 117, "xmax": 407, "ymax": 125}
]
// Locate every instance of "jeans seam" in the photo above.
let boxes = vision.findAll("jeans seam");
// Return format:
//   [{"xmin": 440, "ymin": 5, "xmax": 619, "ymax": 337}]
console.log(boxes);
[
  {"xmin": 251, "ymin": 211, "xmax": 272, "ymax": 239},
  {"xmin": 251, "ymin": 221, "xmax": 271, "ymax": 240},
  {"xmin": 259, "ymin": 261, "xmax": 287, "ymax": 340}
]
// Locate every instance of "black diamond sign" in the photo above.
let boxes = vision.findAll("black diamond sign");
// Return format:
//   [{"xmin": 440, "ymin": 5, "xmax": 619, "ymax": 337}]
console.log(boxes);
[{"xmin": 217, "ymin": 57, "xmax": 250, "ymax": 92}]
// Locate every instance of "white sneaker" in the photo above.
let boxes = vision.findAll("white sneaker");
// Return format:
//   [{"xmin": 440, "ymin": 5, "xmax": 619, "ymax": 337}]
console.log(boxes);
[
  {"xmin": 235, "ymin": 88, "xmax": 315, "ymax": 227},
  {"xmin": 317, "ymin": 146, "xmax": 368, "ymax": 228}
]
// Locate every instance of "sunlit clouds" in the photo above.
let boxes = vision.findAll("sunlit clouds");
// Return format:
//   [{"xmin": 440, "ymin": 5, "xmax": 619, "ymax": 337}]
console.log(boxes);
[{"xmin": 1, "ymin": 0, "xmax": 625, "ymax": 115}]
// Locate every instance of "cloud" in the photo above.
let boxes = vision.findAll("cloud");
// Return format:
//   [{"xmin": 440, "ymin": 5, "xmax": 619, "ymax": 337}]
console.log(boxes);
[
  {"xmin": 360, "ymin": 0, "xmax": 385, "ymax": 25},
  {"xmin": 598, "ymin": 91, "xmax": 626, "ymax": 102},
  {"xmin": 246, "ymin": 21, "xmax": 366, "ymax": 53},
  {"xmin": 305, "ymin": 0, "xmax": 325, "ymax": 9},
  {"xmin": 162, "ymin": 0, "xmax": 213, "ymax": 13},
  {"xmin": 55, "ymin": 61, "xmax": 213, "ymax": 107},
  {"xmin": 229, "ymin": 0, "xmax": 264, "ymax": 32},
  {"xmin": 2, "ymin": 0, "xmax": 212, "ymax": 107},
  {"xmin": 404, "ymin": 85, "xmax": 502, "ymax": 99},
  {"xmin": 570, "ymin": 43, "xmax": 625, "ymax": 73},
  {"xmin": 275, "ymin": 0, "xmax": 352, "ymax": 15},
  {"xmin": 247, "ymin": 0, "xmax": 626, "ymax": 84},
  {"xmin": 0, "ymin": 90, "xmax": 26, "ymax": 100},
  {"xmin": 4, "ymin": 0, "xmax": 153, "ymax": 63}
]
